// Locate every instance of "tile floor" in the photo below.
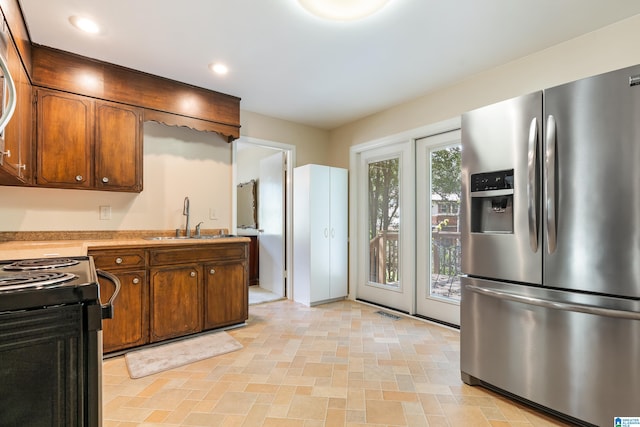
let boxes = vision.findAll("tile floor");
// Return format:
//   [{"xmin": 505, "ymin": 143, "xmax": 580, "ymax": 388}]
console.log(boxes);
[{"xmin": 102, "ymin": 299, "xmax": 572, "ymax": 426}]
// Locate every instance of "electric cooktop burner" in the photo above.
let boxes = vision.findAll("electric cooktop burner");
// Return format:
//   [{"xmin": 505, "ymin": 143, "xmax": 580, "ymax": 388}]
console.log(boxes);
[
  {"xmin": 0, "ymin": 271, "xmax": 78, "ymax": 291},
  {"xmin": 2, "ymin": 258, "xmax": 80, "ymax": 271}
]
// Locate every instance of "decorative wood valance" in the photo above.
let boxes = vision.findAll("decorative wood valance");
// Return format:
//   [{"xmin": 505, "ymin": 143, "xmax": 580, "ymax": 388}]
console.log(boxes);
[{"xmin": 31, "ymin": 45, "xmax": 240, "ymax": 142}]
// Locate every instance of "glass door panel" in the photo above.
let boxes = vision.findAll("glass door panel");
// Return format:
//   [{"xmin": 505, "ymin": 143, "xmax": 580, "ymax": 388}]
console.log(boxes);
[
  {"xmin": 356, "ymin": 141, "xmax": 414, "ymax": 313},
  {"xmin": 368, "ymin": 158, "xmax": 400, "ymax": 287},
  {"xmin": 416, "ymin": 130, "xmax": 461, "ymax": 325}
]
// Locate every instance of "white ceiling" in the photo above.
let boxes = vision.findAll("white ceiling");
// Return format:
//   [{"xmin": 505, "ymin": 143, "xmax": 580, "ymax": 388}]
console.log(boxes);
[{"xmin": 17, "ymin": 0, "xmax": 640, "ymax": 130}]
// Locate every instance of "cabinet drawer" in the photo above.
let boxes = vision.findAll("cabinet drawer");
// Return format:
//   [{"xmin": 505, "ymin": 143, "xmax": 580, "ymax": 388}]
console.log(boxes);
[
  {"xmin": 90, "ymin": 249, "xmax": 146, "ymax": 269},
  {"xmin": 149, "ymin": 243, "xmax": 247, "ymax": 266}
]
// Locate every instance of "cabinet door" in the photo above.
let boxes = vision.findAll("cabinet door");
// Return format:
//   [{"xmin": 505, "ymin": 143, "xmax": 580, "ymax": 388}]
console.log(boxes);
[
  {"xmin": 36, "ymin": 89, "xmax": 93, "ymax": 188},
  {"xmin": 16, "ymin": 56, "xmax": 32, "ymax": 182},
  {"xmin": 329, "ymin": 167, "xmax": 348, "ymax": 298},
  {"xmin": 203, "ymin": 261, "xmax": 247, "ymax": 329},
  {"xmin": 0, "ymin": 32, "xmax": 32, "ymax": 184},
  {"xmin": 248, "ymin": 236, "xmax": 259, "ymax": 286},
  {"xmin": 95, "ymin": 101, "xmax": 142, "ymax": 192},
  {"xmin": 99, "ymin": 270, "xmax": 148, "ymax": 353},
  {"xmin": 309, "ymin": 166, "xmax": 332, "ymax": 302},
  {"xmin": 149, "ymin": 265, "xmax": 202, "ymax": 342}
]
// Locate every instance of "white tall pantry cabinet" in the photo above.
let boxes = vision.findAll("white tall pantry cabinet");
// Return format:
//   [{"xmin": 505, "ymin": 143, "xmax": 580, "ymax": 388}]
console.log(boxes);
[{"xmin": 293, "ymin": 164, "xmax": 348, "ymax": 306}]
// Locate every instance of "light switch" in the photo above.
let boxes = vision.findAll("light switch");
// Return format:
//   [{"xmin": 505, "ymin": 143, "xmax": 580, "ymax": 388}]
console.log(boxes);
[
  {"xmin": 209, "ymin": 208, "xmax": 217, "ymax": 220},
  {"xmin": 99, "ymin": 205, "xmax": 112, "ymax": 220}
]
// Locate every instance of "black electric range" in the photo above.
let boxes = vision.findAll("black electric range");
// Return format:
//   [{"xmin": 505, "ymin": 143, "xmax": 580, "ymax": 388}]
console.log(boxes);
[
  {"xmin": 0, "ymin": 256, "xmax": 120, "ymax": 426},
  {"xmin": 0, "ymin": 255, "xmax": 100, "ymax": 311}
]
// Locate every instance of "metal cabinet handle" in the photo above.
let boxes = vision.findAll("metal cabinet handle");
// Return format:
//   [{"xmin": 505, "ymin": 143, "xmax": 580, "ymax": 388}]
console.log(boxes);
[
  {"xmin": 115, "ymin": 257, "xmax": 123, "ymax": 264},
  {"xmin": 190, "ymin": 271, "xmax": 196, "ymax": 277},
  {"xmin": 209, "ymin": 269, "xmax": 215, "ymax": 275},
  {"xmin": 75, "ymin": 175, "xmax": 83, "ymax": 182},
  {"xmin": 132, "ymin": 277, "xmax": 140, "ymax": 285},
  {"xmin": 324, "ymin": 228, "xmax": 329, "ymax": 238},
  {"xmin": 527, "ymin": 117, "xmax": 538, "ymax": 252},
  {"xmin": 102, "ymin": 177, "xmax": 109, "ymax": 183},
  {"xmin": 545, "ymin": 115, "xmax": 558, "ymax": 254}
]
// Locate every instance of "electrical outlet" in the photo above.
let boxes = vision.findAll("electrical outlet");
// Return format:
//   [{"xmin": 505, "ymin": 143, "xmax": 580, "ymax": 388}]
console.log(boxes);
[{"xmin": 99, "ymin": 205, "xmax": 112, "ymax": 220}]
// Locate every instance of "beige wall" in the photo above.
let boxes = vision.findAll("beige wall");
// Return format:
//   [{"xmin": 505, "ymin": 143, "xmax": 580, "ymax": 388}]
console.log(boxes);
[
  {"xmin": 0, "ymin": 122, "xmax": 232, "ymax": 232},
  {"xmin": 328, "ymin": 14, "xmax": 640, "ymax": 168},
  {"xmin": 240, "ymin": 110, "xmax": 330, "ymax": 167}
]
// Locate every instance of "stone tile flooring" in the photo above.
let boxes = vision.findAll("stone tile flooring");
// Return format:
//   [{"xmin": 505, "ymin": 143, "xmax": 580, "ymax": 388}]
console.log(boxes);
[{"xmin": 102, "ymin": 299, "xmax": 572, "ymax": 426}]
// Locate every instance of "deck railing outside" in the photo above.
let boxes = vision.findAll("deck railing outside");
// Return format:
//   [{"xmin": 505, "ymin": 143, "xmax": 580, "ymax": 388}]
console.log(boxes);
[{"xmin": 368, "ymin": 229, "xmax": 461, "ymax": 300}]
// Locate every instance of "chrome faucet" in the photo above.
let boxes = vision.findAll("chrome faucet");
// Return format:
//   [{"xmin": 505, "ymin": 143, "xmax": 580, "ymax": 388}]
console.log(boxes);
[
  {"xmin": 195, "ymin": 221, "xmax": 204, "ymax": 237},
  {"xmin": 183, "ymin": 197, "xmax": 191, "ymax": 237}
]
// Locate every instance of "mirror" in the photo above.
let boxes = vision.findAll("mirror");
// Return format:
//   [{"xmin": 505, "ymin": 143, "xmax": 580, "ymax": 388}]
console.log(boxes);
[{"xmin": 237, "ymin": 180, "xmax": 257, "ymax": 229}]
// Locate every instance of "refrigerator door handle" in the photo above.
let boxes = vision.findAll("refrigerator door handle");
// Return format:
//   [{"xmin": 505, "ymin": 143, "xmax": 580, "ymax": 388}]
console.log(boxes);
[
  {"xmin": 545, "ymin": 115, "xmax": 558, "ymax": 253},
  {"xmin": 527, "ymin": 117, "xmax": 538, "ymax": 251},
  {"xmin": 467, "ymin": 284, "xmax": 640, "ymax": 320}
]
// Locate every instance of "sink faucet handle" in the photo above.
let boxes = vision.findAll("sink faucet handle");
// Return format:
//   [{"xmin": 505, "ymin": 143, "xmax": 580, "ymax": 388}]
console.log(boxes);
[{"xmin": 195, "ymin": 221, "xmax": 204, "ymax": 236}]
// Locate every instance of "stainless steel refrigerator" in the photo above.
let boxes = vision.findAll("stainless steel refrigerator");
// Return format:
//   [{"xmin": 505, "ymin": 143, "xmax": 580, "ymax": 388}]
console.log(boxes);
[{"xmin": 460, "ymin": 64, "xmax": 640, "ymax": 427}]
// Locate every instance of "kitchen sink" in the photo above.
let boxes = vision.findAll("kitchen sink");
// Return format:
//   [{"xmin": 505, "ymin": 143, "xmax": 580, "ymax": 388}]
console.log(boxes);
[
  {"xmin": 144, "ymin": 236, "xmax": 191, "ymax": 240},
  {"xmin": 144, "ymin": 235, "xmax": 236, "ymax": 241}
]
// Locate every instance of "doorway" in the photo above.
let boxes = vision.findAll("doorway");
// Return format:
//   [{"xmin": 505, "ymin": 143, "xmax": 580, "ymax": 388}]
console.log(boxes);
[{"xmin": 234, "ymin": 137, "xmax": 295, "ymax": 303}]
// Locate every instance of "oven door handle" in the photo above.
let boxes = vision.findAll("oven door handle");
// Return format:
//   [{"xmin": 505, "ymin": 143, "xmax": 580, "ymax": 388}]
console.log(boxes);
[{"xmin": 96, "ymin": 269, "xmax": 121, "ymax": 320}]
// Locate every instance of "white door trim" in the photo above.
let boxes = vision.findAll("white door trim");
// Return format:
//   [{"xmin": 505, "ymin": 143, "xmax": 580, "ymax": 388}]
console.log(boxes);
[{"xmin": 233, "ymin": 136, "xmax": 296, "ymax": 300}]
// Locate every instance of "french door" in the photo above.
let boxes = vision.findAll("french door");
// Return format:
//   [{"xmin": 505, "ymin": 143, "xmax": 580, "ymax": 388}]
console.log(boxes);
[
  {"xmin": 356, "ymin": 141, "xmax": 414, "ymax": 313},
  {"xmin": 353, "ymin": 127, "xmax": 461, "ymax": 325},
  {"xmin": 415, "ymin": 130, "xmax": 461, "ymax": 325}
]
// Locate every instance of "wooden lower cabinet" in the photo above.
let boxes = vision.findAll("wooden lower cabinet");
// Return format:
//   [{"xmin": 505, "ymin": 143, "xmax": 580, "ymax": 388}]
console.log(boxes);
[
  {"xmin": 204, "ymin": 261, "xmax": 248, "ymax": 329},
  {"xmin": 99, "ymin": 270, "xmax": 148, "ymax": 352},
  {"xmin": 91, "ymin": 241, "xmax": 249, "ymax": 353},
  {"xmin": 91, "ymin": 248, "xmax": 148, "ymax": 353},
  {"xmin": 149, "ymin": 264, "xmax": 203, "ymax": 342},
  {"xmin": 248, "ymin": 235, "xmax": 259, "ymax": 286}
]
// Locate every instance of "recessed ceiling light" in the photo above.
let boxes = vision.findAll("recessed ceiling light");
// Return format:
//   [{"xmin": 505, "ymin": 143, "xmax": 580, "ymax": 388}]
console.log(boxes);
[
  {"xmin": 209, "ymin": 63, "xmax": 229, "ymax": 76},
  {"xmin": 297, "ymin": 0, "xmax": 391, "ymax": 21},
  {"xmin": 69, "ymin": 15, "xmax": 100, "ymax": 34}
]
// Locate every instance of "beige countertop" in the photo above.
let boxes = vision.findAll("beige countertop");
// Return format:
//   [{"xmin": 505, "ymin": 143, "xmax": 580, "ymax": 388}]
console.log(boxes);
[{"xmin": 0, "ymin": 230, "xmax": 250, "ymax": 261}]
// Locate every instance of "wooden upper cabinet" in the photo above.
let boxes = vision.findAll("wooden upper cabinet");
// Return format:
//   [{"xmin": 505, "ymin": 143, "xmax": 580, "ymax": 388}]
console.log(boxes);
[
  {"xmin": 36, "ymin": 89, "xmax": 93, "ymax": 188},
  {"xmin": 36, "ymin": 88, "xmax": 143, "ymax": 192},
  {"xmin": 0, "ymin": 19, "xmax": 32, "ymax": 185},
  {"xmin": 95, "ymin": 101, "xmax": 142, "ymax": 192}
]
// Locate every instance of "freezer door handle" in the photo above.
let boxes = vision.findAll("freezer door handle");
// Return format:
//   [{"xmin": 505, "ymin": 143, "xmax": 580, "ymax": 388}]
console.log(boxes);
[
  {"xmin": 467, "ymin": 284, "xmax": 640, "ymax": 320},
  {"xmin": 545, "ymin": 115, "xmax": 558, "ymax": 253},
  {"xmin": 527, "ymin": 117, "xmax": 538, "ymax": 251}
]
